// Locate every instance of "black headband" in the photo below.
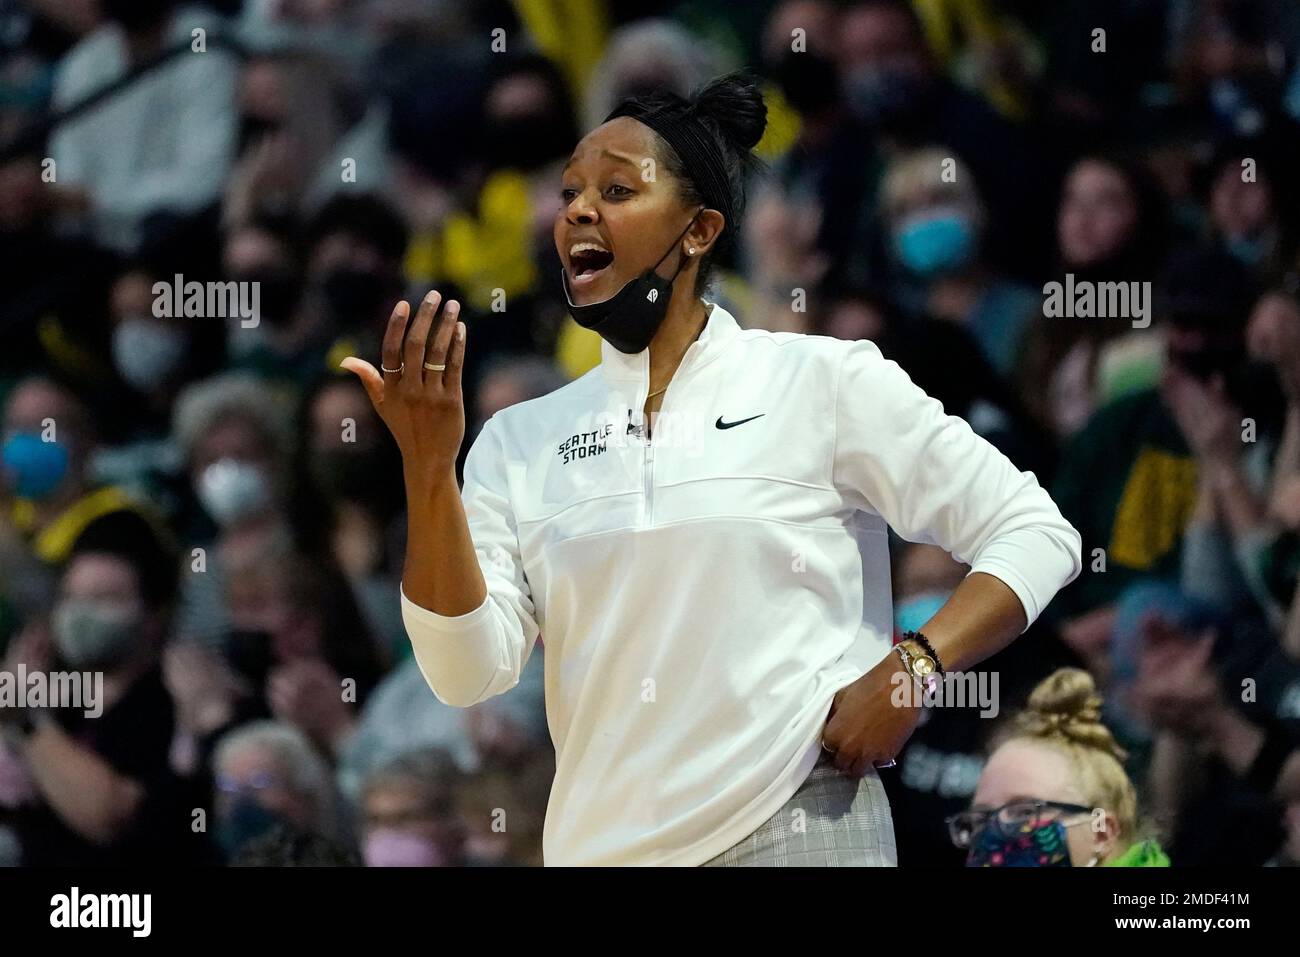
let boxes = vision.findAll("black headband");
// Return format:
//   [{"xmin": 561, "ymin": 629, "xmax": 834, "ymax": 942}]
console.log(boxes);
[{"xmin": 605, "ymin": 94, "xmax": 735, "ymax": 233}]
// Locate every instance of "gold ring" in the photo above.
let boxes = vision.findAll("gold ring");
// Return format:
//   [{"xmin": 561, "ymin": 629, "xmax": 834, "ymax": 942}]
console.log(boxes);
[{"xmin": 423, "ymin": 362, "xmax": 446, "ymax": 372}]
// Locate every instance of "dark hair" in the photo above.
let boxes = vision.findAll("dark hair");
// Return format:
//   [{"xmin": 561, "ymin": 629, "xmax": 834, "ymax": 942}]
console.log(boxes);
[
  {"xmin": 278, "ymin": 552, "xmax": 388, "ymax": 700},
  {"xmin": 305, "ymin": 194, "xmax": 409, "ymax": 263},
  {"xmin": 287, "ymin": 370, "xmax": 405, "ymax": 554},
  {"xmin": 1059, "ymin": 152, "xmax": 1170, "ymax": 278},
  {"xmin": 1156, "ymin": 245, "xmax": 1254, "ymax": 335},
  {"xmin": 1200, "ymin": 132, "xmax": 1300, "ymax": 253},
  {"xmin": 68, "ymin": 510, "xmax": 179, "ymax": 611},
  {"xmin": 487, "ymin": 51, "xmax": 578, "ymax": 132},
  {"xmin": 621, "ymin": 72, "xmax": 769, "ymax": 295}
]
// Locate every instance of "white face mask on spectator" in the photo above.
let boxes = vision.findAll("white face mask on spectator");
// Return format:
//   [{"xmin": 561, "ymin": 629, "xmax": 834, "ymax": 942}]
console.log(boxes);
[
  {"xmin": 112, "ymin": 316, "xmax": 187, "ymax": 393},
  {"xmin": 196, "ymin": 458, "xmax": 272, "ymax": 526}
]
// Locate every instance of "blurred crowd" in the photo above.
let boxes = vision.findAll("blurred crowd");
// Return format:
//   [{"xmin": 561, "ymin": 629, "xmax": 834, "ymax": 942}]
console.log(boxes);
[{"xmin": 1, "ymin": 0, "xmax": 1300, "ymax": 866}]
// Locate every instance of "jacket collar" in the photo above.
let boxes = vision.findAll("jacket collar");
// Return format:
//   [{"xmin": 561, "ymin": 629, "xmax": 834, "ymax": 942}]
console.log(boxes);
[{"xmin": 597, "ymin": 300, "xmax": 741, "ymax": 385}]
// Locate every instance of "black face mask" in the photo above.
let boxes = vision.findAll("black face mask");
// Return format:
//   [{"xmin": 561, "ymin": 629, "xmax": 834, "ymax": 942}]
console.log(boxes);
[
  {"xmin": 320, "ymin": 267, "xmax": 389, "ymax": 325},
  {"xmin": 484, "ymin": 113, "xmax": 572, "ymax": 172},
  {"xmin": 560, "ymin": 211, "xmax": 701, "ymax": 355},
  {"xmin": 843, "ymin": 64, "xmax": 932, "ymax": 130},
  {"xmin": 770, "ymin": 49, "xmax": 841, "ymax": 115},
  {"xmin": 226, "ymin": 628, "xmax": 275, "ymax": 697},
  {"xmin": 233, "ymin": 270, "xmax": 301, "ymax": 328}
]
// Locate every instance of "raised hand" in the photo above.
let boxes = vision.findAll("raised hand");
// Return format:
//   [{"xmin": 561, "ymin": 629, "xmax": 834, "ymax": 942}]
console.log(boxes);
[{"xmin": 340, "ymin": 290, "xmax": 467, "ymax": 483}]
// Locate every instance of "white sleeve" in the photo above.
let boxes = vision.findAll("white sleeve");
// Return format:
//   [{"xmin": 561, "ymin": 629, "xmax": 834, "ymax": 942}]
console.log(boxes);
[
  {"xmin": 401, "ymin": 417, "xmax": 541, "ymax": 707},
  {"xmin": 831, "ymin": 339, "xmax": 1082, "ymax": 628}
]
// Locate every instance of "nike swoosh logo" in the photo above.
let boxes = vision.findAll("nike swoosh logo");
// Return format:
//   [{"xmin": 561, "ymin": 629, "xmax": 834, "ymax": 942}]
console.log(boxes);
[{"xmin": 715, "ymin": 414, "xmax": 765, "ymax": 430}]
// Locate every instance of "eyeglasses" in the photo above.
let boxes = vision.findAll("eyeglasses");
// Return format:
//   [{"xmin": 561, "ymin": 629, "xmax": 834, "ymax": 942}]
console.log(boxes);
[{"xmin": 946, "ymin": 799, "xmax": 1093, "ymax": 849}]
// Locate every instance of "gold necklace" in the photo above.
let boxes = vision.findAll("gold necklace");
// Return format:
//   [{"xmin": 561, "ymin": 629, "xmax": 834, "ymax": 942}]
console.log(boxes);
[{"xmin": 645, "ymin": 308, "xmax": 708, "ymax": 403}]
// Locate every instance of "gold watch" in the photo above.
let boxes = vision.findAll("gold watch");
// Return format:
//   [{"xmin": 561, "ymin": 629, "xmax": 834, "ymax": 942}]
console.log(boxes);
[{"xmin": 897, "ymin": 638, "xmax": 937, "ymax": 679}]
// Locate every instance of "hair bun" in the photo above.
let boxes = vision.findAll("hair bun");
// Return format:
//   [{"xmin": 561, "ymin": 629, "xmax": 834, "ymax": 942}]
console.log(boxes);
[
  {"xmin": 691, "ymin": 72, "xmax": 768, "ymax": 152},
  {"xmin": 1016, "ymin": 668, "xmax": 1128, "ymax": 763}
]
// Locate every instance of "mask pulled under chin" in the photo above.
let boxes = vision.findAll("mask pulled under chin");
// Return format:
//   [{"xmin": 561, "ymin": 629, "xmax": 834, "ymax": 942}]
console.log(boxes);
[{"xmin": 560, "ymin": 211, "xmax": 701, "ymax": 354}]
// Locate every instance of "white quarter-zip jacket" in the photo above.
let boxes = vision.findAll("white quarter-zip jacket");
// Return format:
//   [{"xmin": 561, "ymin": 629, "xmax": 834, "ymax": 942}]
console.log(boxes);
[{"xmin": 401, "ymin": 301, "xmax": 1082, "ymax": 866}]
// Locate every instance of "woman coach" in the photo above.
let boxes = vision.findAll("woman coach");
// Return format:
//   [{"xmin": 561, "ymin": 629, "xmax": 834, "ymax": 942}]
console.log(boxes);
[{"xmin": 341, "ymin": 73, "xmax": 1082, "ymax": 866}]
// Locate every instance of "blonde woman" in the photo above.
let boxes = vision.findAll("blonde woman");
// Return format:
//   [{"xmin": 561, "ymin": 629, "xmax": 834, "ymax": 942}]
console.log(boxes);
[{"xmin": 950, "ymin": 668, "xmax": 1169, "ymax": 867}]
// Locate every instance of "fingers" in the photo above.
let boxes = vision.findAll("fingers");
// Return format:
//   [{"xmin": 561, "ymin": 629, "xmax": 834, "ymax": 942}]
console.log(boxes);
[
  {"xmin": 822, "ymin": 714, "xmax": 852, "ymax": 772},
  {"xmin": 380, "ymin": 300, "xmax": 412, "ymax": 380},
  {"xmin": 339, "ymin": 357, "xmax": 384, "ymax": 406},
  {"xmin": 423, "ymin": 297, "xmax": 461, "ymax": 383},
  {"xmin": 833, "ymin": 747, "xmax": 855, "ymax": 775},
  {"xmin": 444, "ymin": 319, "xmax": 466, "ymax": 395},
  {"xmin": 402, "ymin": 290, "xmax": 442, "ymax": 389},
  {"xmin": 823, "ymin": 706, "xmax": 901, "ymax": 776},
  {"xmin": 833, "ymin": 745, "xmax": 893, "ymax": 777},
  {"xmin": 827, "ymin": 731, "xmax": 889, "ymax": 775}
]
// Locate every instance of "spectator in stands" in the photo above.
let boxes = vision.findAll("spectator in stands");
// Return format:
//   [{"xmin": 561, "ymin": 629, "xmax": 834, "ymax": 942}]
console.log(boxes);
[
  {"xmin": 211, "ymin": 720, "xmax": 340, "ymax": 863},
  {"xmin": 170, "ymin": 372, "xmax": 296, "ymax": 647},
  {"xmin": 358, "ymin": 748, "xmax": 470, "ymax": 867},
  {"xmin": 1019, "ymin": 155, "xmax": 1171, "ymax": 439},
  {"xmin": 952, "ymin": 668, "xmax": 1169, "ymax": 867},
  {"xmin": 1, "ymin": 376, "xmax": 164, "ymax": 615},
  {"xmin": 0, "ymin": 519, "xmax": 195, "ymax": 865},
  {"xmin": 48, "ymin": 0, "xmax": 239, "ymax": 255},
  {"xmin": 880, "ymin": 147, "xmax": 1039, "ymax": 376}
]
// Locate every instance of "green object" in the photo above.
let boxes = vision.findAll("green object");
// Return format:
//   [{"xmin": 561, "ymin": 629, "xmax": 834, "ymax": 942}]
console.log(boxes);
[
  {"xmin": 1106, "ymin": 839, "xmax": 1171, "ymax": 867},
  {"xmin": 1096, "ymin": 340, "xmax": 1164, "ymax": 405},
  {"xmin": 1049, "ymin": 389, "xmax": 1196, "ymax": 621}
]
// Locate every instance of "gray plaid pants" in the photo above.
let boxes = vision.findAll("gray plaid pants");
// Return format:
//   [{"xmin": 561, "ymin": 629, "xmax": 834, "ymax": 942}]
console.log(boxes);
[{"xmin": 702, "ymin": 751, "xmax": 897, "ymax": 867}]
